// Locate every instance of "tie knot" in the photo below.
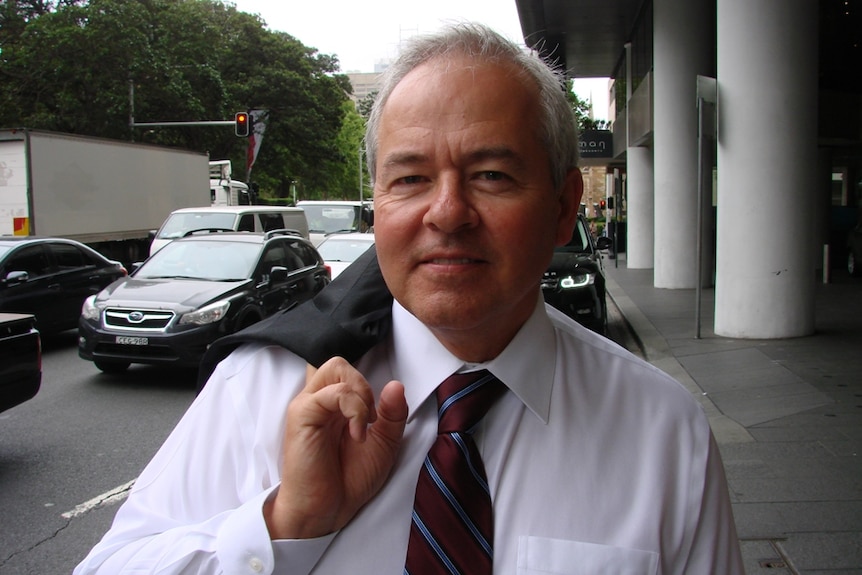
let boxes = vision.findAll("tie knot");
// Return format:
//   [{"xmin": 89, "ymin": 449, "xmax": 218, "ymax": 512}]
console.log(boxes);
[{"xmin": 435, "ymin": 370, "xmax": 505, "ymax": 434}]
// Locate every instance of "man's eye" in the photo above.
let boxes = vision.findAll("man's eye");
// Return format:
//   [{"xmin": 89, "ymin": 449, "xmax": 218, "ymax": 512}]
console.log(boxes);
[
  {"xmin": 478, "ymin": 171, "xmax": 507, "ymax": 181},
  {"xmin": 397, "ymin": 175, "xmax": 425, "ymax": 185}
]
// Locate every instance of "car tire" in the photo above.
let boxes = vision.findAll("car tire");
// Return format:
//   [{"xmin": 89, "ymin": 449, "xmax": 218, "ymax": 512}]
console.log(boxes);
[
  {"xmin": 237, "ymin": 313, "xmax": 262, "ymax": 330},
  {"xmin": 94, "ymin": 359, "xmax": 131, "ymax": 373},
  {"xmin": 849, "ymin": 250, "xmax": 861, "ymax": 277}
]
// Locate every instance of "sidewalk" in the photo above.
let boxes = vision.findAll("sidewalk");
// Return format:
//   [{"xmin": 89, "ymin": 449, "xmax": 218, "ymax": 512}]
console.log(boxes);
[{"xmin": 603, "ymin": 255, "xmax": 862, "ymax": 575}]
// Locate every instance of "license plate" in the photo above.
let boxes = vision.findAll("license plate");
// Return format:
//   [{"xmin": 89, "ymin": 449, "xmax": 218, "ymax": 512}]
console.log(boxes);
[{"xmin": 115, "ymin": 336, "xmax": 148, "ymax": 346}]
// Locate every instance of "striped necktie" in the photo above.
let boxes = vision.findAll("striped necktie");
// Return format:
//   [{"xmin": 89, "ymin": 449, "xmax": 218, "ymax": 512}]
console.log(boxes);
[{"xmin": 404, "ymin": 370, "xmax": 506, "ymax": 575}]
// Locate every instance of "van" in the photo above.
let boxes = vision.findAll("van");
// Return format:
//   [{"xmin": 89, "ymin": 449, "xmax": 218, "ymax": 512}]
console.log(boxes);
[
  {"xmin": 297, "ymin": 200, "xmax": 373, "ymax": 246},
  {"xmin": 149, "ymin": 206, "xmax": 310, "ymax": 256}
]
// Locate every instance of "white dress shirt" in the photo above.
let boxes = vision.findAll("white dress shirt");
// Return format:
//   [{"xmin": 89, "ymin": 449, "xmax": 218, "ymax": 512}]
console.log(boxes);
[{"xmin": 74, "ymin": 294, "xmax": 744, "ymax": 575}]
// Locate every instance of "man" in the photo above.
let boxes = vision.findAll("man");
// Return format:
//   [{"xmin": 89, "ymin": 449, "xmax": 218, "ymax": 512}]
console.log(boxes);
[{"xmin": 75, "ymin": 23, "xmax": 744, "ymax": 574}]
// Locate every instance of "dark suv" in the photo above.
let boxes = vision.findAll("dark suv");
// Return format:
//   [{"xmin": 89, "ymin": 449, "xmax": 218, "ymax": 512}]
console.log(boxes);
[
  {"xmin": 542, "ymin": 215, "xmax": 613, "ymax": 335},
  {"xmin": 78, "ymin": 230, "xmax": 330, "ymax": 372}
]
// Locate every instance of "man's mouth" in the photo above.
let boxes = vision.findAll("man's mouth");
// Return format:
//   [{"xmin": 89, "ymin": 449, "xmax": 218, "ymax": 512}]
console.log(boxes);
[{"xmin": 427, "ymin": 258, "xmax": 476, "ymax": 265}]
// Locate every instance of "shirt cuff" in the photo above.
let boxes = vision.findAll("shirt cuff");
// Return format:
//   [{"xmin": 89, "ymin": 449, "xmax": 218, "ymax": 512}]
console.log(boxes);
[{"xmin": 216, "ymin": 485, "xmax": 336, "ymax": 575}]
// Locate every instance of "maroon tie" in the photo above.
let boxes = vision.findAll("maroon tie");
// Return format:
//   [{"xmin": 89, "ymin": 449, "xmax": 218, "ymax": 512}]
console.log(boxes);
[{"xmin": 404, "ymin": 370, "xmax": 506, "ymax": 575}]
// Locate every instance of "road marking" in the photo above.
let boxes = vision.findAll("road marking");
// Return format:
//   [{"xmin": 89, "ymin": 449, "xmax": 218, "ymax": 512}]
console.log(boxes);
[{"xmin": 62, "ymin": 479, "xmax": 136, "ymax": 519}]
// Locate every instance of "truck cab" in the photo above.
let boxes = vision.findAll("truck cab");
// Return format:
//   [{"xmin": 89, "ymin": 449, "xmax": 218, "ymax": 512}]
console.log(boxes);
[{"xmin": 209, "ymin": 160, "xmax": 250, "ymax": 206}]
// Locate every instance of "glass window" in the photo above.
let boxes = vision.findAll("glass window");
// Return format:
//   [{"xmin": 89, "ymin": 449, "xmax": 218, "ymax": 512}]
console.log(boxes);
[
  {"xmin": 157, "ymin": 212, "xmax": 238, "ymax": 239},
  {"xmin": 291, "ymin": 241, "xmax": 321, "ymax": 267},
  {"xmin": 260, "ymin": 213, "xmax": 285, "ymax": 232},
  {"xmin": 51, "ymin": 243, "xmax": 88, "ymax": 270},
  {"xmin": 237, "ymin": 214, "xmax": 255, "ymax": 232},
  {"xmin": 5, "ymin": 245, "xmax": 52, "ymax": 278}
]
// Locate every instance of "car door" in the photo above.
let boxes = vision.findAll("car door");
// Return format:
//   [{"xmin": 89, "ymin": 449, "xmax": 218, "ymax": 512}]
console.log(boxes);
[
  {"xmin": 47, "ymin": 242, "xmax": 114, "ymax": 331},
  {"xmin": 254, "ymin": 239, "xmax": 302, "ymax": 316},
  {"xmin": 0, "ymin": 244, "xmax": 62, "ymax": 332}
]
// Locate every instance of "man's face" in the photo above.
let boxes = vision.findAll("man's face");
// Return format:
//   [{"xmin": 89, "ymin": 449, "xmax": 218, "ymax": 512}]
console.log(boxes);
[{"xmin": 372, "ymin": 55, "xmax": 581, "ymax": 361}]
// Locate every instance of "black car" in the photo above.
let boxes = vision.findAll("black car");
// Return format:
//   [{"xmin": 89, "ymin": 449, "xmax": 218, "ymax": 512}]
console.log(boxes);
[
  {"xmin": 0, "ymin": 236, "xmax": 128, "ymax": 334},
  {"xmin": 78, "ymin": 230, "xmax": 330, "ymax": 373},
  {"xmin": 0, "ymin": 313, "xmax": 41, "ymax": 414},
  {"xmin": 542, "ymin": 215, "xmax": 613, "ymax": 335}
]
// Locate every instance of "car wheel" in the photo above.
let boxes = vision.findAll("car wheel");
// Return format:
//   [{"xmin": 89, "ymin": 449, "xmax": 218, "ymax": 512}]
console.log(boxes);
[
  {"xmin": 237, "ymin": 313, "xmax": 262, "ymax": 330},
  {"xmin": 848, "ymin": 250, "xmax": 861, "ymax": 277},
  {"xmin": 94, "ymin": 359, "xmax": 131, "ymax": 373}
]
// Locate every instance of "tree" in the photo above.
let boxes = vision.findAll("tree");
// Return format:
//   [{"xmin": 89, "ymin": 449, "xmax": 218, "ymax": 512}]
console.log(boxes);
[
  {"xmin": 565, "ymin": 79, "xmax": 610, "ymax": 132},
  {"xmin": 328, "ymin": 100, "xmax": 369, "ymax": 201},
  {"xmin": 0, "ymin": 0, "xmax": 351, "ymax": 199}
]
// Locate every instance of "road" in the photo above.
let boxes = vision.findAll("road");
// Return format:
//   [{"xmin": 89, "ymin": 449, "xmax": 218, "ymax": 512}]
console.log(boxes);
[
  {"xmin": 0, "ymin": 309, "xmax": 640, "ymax": 575},
  {"xmin": 0, "ymin": 332, "xmax": 197, "ymax": 575}
]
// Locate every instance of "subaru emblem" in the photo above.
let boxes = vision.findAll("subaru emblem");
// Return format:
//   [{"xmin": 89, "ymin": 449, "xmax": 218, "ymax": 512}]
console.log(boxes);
[{"xmin": 128, "ymin": 311, "xmax": 145, "ymax": 323}]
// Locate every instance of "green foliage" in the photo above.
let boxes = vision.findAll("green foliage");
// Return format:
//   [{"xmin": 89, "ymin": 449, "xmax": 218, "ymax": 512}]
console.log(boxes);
[
  {"xmin": 326, "ymin": 100, "xmax": 369, "ymax": 201},
  {"xmin": 0, "ymin": 0, "xmax": 353, "ymax": 198},
  {"xmin": 565, "ymin": 79, "xmax": 610, "ymax": 132}
]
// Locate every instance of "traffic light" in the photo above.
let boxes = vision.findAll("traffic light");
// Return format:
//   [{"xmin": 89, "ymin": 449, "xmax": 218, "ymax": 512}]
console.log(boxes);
[
  {"xmin": 234, "ymin": 112, "xmax": 249, "ymax": 137},
  {"xmin": 599, "ymin": 199, "xmax": 606, "ymax": 210}
]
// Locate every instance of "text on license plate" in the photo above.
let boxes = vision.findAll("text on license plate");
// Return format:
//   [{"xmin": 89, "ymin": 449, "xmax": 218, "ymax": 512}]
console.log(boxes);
[{"xmin": 116, "ymin": 336, "xmax": 148, "ymax": 345}]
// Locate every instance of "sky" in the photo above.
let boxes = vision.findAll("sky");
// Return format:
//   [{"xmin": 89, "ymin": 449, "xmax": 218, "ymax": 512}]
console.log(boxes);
[{"xmin": 228, "ymin": 0, "xmax": 609, "ymax": 120}]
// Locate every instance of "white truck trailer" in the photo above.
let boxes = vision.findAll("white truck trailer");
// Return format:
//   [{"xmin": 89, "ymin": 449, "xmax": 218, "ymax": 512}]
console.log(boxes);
[{"xmin": 0, "ymin": 129, "xmax": 209, "ymax": 265}]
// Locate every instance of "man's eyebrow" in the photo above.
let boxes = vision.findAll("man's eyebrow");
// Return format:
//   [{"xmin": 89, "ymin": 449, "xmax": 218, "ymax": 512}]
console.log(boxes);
[
  {"xmin": 381, "ymin": 152, "xmax": 429, "ymax": 170},
  {"xmin": 380, "ymin": 146, "xmax": 525, "ymax": 170},
  {"xmin": 466, "ymin": 146, "xmax": 518, "ymax": 161},
  {"xmin": 466, "ymin": 146, "xmax": 526, "ymax": 169}
]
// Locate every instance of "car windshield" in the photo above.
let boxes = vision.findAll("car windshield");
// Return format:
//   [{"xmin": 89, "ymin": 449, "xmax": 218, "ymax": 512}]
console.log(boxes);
[
  {"xmin": 156, "ymin": 212, "xmax": 237, "ymax": 239},
  {"xmin": 137, "ymin": 240, "xmax": 259, "ymax": 280},
  {"xmin": 318, "ymin": 238, "xmax": 374, "ymax": 262},
  {"xmin": 301, "ymin": 205, "xmax": 361, "ymax": 234}
]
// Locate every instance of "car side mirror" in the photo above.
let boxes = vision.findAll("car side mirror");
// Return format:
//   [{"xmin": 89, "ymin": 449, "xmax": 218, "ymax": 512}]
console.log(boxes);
[
  {"xmin": 596, "ymin": 236, "xmax": 613, "ymax": 251},
  {"xmin": 269, "ymin": 266, "xmax": 288, "ymax": 283},
  {"xmin": 3, "ymin": 270, "xmax": 30, "ymax": 286}
]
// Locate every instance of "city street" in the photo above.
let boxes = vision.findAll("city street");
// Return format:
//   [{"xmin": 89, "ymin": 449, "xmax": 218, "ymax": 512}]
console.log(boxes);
[{"xmin": 0, "ymin": 333, "xmax": 197, "ymax": 574}]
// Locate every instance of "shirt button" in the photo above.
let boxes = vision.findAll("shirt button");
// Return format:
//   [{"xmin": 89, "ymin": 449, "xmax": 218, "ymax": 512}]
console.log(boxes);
[{"xmin": 249, "ymin": 557, "xmax": 264, "ymax": 572}]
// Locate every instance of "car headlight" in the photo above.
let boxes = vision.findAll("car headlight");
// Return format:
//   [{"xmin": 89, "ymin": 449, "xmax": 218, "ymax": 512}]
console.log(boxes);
[
  {"xmin": 178, "ymin": 299, "xmax": 231, "ymax": 326},
  {"xmin": 81, "ymin": 295, "xmax": 102, "ymax": 321},
  {"xmin": 560, "ymin": 272, "xmax": 596, "ymax": 289}
]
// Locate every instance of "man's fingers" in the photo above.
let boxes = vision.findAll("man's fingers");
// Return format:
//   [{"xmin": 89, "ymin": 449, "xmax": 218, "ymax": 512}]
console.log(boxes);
[
  {"xmin": 369, "ymin": 380, "xmax": 408, "ymax": 446},
  {"xmin": 301, "ymin": 360, "xmax": 405, "ymax": 444}
]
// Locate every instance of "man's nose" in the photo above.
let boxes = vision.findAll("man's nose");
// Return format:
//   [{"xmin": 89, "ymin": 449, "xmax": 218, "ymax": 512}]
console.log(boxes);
[{"xmin": 422, "ymin": 176, "xmax": 479, "ymax": 233}]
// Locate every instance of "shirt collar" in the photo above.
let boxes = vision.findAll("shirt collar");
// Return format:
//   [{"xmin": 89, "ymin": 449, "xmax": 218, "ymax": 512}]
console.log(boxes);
[{"xmin": 391, "ymin": 293, "xmax": 556, "ymax": 424}]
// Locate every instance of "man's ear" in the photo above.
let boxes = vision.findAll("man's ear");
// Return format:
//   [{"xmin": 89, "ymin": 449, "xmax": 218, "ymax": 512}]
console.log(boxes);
[{"xmin": 555, "ymin": 168, "xmax": 584, "ymax": 246}]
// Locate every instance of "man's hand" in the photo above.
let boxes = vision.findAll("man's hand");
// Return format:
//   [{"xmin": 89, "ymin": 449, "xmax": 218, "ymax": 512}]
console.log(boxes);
[{"xmin": 264, "ymin": 357, "xmax": 408, "ymax": 540}]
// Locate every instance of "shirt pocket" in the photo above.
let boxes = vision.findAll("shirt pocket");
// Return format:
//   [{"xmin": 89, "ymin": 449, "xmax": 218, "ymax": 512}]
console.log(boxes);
[{"xmin": 517, "ymin": 536, "xmax": 659, "ymax": 575}]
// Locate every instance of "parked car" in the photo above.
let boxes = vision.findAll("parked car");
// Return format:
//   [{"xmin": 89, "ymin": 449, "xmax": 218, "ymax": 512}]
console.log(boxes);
[
  {"xmin": 0, "ymin": 237, "xmax": 127, "ymax": 334},
  {"xmin": 0, "ymin": 313, "xmax": 41, "ymax": 414},
  {"xmin": 541, "ymin": 215, "xmax": 613, "ymax": 335},
  {"xmin": 78, "ymin": 230, "xmax": 330, "ymax": 373},
  {"xmin": 316, "ymin": 232, "xmax": 376, "ymax": 279},
  {"xmin": 847, "ymin": 223, "xmax": 862, "ymax": 277}
]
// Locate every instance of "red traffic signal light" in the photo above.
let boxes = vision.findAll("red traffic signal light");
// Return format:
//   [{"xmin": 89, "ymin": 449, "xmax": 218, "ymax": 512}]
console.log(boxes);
[
  {"xmin": 235, "ymin": 112, "xmax": 249, "ymax": 137},
  {"xmin": 599, "ymin": 199, "xmax": 606, "ymax": 209}
]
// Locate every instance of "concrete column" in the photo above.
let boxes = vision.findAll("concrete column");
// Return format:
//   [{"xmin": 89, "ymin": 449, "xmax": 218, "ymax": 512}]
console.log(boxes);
[
  {"xmin": 714, "ymin": 0, "xmax": 817, "ymax": 338},
  {"xmin": 625, "ymin": 146, "xmax": 654, "ymax": 268},
  {"xmin": 652, "ymin": 0, "xmax": 714, "ymax": 288}
]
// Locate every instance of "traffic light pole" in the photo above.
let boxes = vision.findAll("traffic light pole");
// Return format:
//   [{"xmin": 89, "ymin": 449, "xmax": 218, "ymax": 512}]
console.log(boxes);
[
  {"xmin": 131, "ymin": 120, "xmax": 236, "ymax": 127},
  {"xmin": 127, "ymin": 80, "xmax": 246, "ymax": 139}
]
